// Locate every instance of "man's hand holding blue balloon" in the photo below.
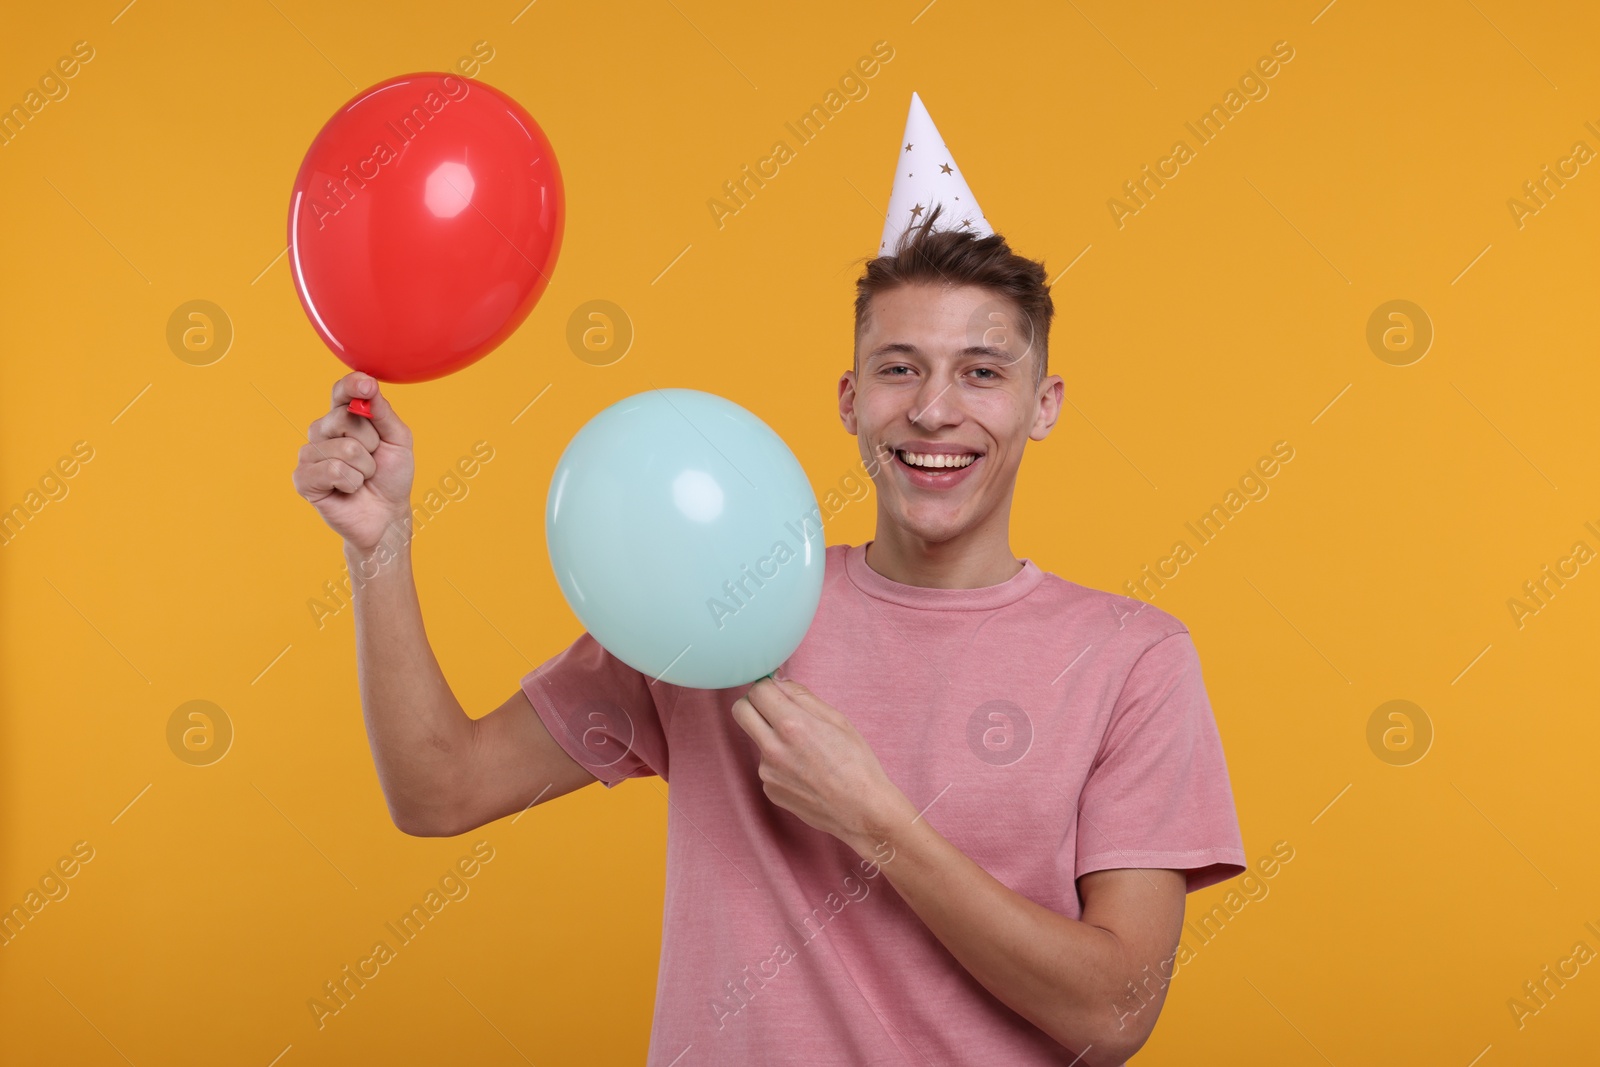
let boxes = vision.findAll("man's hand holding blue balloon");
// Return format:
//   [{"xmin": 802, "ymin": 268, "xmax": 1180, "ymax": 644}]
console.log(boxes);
[{"xmin": 551, "ymin": 389, "xmax": 890, "ymax": 834}]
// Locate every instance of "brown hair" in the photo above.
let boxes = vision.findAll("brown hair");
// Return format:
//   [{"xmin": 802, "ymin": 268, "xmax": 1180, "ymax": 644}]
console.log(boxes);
[{"xmin": 852, "ymin": 202, "xmax": 1054, "ymax": 387}]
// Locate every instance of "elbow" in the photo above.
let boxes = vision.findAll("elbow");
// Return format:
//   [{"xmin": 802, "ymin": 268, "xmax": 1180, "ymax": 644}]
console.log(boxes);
[
  {"xmin": 1086, "ymin": 1031, "xmax": 1148, "ymax": 1067},
  {"xmin": 1051, "ymin": 1028, "xmax": 1142, "ymax": 1067},
  {"xmin": 390, "ymin": 811, "xmax": 443, "ymax": 838},
  {"xmin": 387, "ymin": 799, "xmax": 462, "ymax": 838},
  {"xmin": 1069, "ymin": 1006, "xmax": 1158, "ymax": 1067},
  {"xmin": 1048, "ymin": 988, "xmax": 1158, "ymax": 1067},
  {"xmin": 382, "ymin": 765, "xmax": 476, "ymax": 837},
  {"xmin": 1057, "ymin": 935, "xmax": 1168, "ymax": 1065}
]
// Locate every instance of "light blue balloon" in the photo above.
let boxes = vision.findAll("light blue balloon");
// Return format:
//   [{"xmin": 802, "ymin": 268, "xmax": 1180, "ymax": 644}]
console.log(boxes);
[{"xmin": 546, "ymin": 389, "xmax": 825, "ymax": 689}]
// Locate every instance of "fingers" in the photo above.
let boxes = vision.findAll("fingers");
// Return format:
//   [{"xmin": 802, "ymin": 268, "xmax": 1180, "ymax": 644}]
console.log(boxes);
[
  {"xmin": 742, "ymin": 682, "xmax": 806, "ymax": 742},
  {"xmin": 293, "ymin": 454, "xmax": 366, "ymax": 499},
  {"xmin": 761, "ymin": 679, "xmax": 847, "ymax": 731},
  {"xmin": 328, "ymin": 371, "xmax": 370, "ymax": 410},
  {"xmin": 338, "ymin": 372, "xmax": 412, "ymax": 448},
  {"xmin": 298, "ymin": 436, "xmax": 377, "ymax": 480},
  {"xmin": 312, "ymin": 372, "xmax": 382, "ymax": 448},
  {"xmin": 315, "ymin": 372, "xmax": 412, "ymax": 450},
  {"xmin": 730, "ymin": 696, "xmax": 777, "ymax": 749},
  {"xmin": 309, "ymin": 404, "xmax": 380, "ymax": 451},
  {"xmin": 293, "ymin": 426, "xmax": 379, "ymax": 500}
]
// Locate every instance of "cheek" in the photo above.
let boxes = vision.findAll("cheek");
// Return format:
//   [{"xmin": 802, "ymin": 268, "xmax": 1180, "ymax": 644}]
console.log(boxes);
[
  {"xmin": 972, "ymin": 402, "xmax": 1028, "ymax": 448},
  {"xmin": 856, "ymin": 394, "xmax": 907, "ymax": 435}
]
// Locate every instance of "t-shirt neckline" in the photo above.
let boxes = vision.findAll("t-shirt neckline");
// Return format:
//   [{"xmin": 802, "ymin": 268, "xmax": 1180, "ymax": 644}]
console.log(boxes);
[{"xmin": 844, "ymin": 541, "xmax": 1045, "ymax": 610}]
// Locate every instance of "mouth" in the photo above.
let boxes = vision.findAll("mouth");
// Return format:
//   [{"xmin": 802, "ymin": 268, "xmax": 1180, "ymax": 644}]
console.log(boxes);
[{"xmin": 890, "ymin": 447, "xmax": 984, "ymax": 489}]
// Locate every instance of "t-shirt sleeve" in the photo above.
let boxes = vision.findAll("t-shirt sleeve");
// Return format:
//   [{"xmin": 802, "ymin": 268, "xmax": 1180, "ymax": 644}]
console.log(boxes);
[
  {"xmin": 519, "ymin": 631, "xmax": 671, "ymax": 789},
  {"xmin": 1075, "ymin": 630, "xmax": 1246, "ymax": 893}
]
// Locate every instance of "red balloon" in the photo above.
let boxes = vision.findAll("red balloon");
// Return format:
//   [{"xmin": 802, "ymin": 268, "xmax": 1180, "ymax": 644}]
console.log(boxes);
[{"xmin": 288, "ymin": 72, "xmax": 563, "ymax": 387}]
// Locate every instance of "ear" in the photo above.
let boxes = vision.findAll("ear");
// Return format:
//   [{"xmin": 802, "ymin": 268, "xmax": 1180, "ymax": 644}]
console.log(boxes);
[
  {"xmin": 1030, "ymin": 374, "xmax": 1064, "ymax": 442},
  {"xmin": 838, "ymin": 370, "xmax": 859, "ymax": 434}
]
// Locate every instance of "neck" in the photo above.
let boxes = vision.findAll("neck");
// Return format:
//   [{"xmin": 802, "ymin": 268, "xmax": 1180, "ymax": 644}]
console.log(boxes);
[{"xmin": 865, "ymin": 512, "xmax": 1022, "ymax": 589}]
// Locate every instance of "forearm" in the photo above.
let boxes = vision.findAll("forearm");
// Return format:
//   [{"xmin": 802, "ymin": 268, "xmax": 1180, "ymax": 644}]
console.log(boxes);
[
  {"xmin": 849, "ymin": 796, "xmax": 1136, "ymax": 1064},
  {"xmin": 345, "ymin": 519, "xmax": 474, "ymax": 834}
]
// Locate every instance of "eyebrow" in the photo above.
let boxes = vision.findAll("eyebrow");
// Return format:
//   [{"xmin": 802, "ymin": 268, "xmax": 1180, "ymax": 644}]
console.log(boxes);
[{"xmin": 864, "ymin": 342, "xmax": 1011, "ymax": 363}]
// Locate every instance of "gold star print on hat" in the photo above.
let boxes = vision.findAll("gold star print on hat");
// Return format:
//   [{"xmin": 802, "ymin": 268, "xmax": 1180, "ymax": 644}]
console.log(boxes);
[{"xmin": 878, "ymin": 91, "xmax": 994, "ymax": 254}]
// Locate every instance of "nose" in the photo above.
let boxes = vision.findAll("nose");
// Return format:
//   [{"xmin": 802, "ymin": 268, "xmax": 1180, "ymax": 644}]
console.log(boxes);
[{"xmin": 910, "ymin": 373, "xmax": 960, "ymax": 429}]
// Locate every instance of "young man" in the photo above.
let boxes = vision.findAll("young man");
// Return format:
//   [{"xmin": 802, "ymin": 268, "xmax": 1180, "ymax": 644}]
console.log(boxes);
[{"xmin": 292, "ymin": 97, "xmax": 1246, "ymax": 1065}]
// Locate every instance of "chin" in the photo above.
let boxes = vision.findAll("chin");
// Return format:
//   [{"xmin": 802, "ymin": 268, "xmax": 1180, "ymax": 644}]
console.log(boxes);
[{"xmin": 888, "ymin": 508, "xmax": 969, "ymax": 545}]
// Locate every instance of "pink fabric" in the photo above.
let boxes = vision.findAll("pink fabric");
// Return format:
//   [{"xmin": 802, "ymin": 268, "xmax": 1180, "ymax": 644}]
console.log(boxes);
[{"xmin": 521, "ymin": 542, "xmax": 1246, "ymax": 1065}]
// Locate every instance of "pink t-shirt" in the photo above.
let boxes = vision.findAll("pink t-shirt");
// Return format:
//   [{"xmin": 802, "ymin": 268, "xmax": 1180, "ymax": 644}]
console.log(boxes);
[{"xmin": 521, "ymin": 541, "xmax": 1246, "ymax": 1065}]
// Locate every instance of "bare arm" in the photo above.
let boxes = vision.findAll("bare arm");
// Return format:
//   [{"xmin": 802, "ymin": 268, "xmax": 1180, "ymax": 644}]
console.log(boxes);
[
  {"xmin": 730, "ymin": 678, "xmax": 1189, "ymax": 1062},
  {"xmin": 848, "ymin": 794, "xmax": 1186, "ymax": 1064},
  {"xmin": 294, "ymin": 372, "xmax": 596, "ymax": 836},
  {"xmin": 346, "ymin": 530, "xmax": 596, "ymax": 834}
]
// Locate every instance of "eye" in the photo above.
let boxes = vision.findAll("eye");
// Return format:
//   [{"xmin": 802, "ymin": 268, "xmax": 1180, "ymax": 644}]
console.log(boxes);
[
  {"xmin": 882, "ymin": 365, "xmax": 912, "ymax": 376},
  {"xmin": 971, "ymin": 367, "xmax": 999, "ymax": 380}
]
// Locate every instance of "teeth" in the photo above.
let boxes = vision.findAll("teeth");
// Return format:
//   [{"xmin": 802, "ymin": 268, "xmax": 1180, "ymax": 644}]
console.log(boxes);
[{"xmin": 899, "ymin": 450, "xmax": 977, "ymax": 469}]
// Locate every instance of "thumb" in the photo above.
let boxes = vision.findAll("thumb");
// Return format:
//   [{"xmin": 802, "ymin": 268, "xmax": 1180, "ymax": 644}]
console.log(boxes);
[{"xmin": 361, "ymin": 382, "xmax": 412, "ymax": 448}]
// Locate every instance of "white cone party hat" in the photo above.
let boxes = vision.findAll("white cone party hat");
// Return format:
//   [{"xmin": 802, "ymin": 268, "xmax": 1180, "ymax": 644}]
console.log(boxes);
[{"xmin": 878, "ymin": 91, "xmax": 994, "ymax": 254}]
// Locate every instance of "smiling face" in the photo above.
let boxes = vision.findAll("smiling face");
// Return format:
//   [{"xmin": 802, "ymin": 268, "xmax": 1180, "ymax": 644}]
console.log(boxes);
[{"xmin": 839, "ymin": 282, "xmax": 1064, "ymax": 550}]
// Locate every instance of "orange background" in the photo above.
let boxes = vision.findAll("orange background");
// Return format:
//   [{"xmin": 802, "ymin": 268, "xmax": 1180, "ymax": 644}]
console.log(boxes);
[{"xmin": 2, "ymin": 1, "xmax": 1598, "ymax": 1063}]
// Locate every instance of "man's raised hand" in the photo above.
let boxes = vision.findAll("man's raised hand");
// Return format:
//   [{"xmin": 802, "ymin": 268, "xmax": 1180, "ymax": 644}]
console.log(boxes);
[{"xmin": 291, "ymin": 372, "xmax": 416, "ymax": 553}]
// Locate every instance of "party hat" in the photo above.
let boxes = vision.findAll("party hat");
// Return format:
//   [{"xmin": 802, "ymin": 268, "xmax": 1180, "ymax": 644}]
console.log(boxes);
[{"xmin": 878, "ymin": 91, "xmax": 994, "ymax": 254}]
